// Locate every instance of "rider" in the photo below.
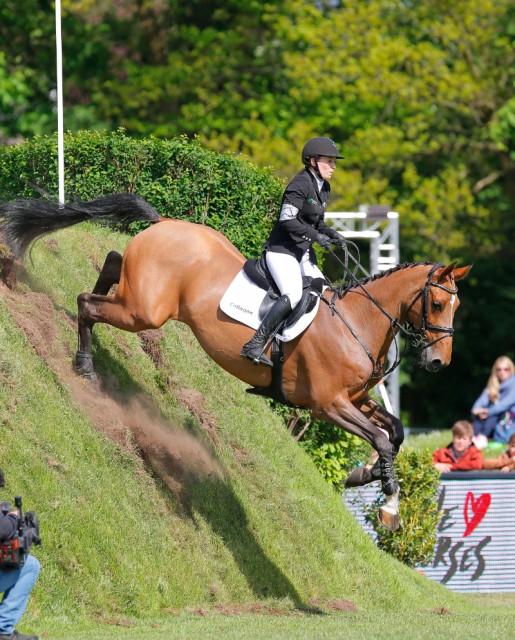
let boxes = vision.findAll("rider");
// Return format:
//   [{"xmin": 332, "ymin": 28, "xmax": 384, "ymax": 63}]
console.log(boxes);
[{"xmin": 241, "ymin": 136, "xmax": 347, "ymax": 367}]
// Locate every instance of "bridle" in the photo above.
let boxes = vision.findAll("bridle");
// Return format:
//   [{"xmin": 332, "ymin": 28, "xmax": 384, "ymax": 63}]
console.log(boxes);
[
  {"xmin": 404, "ymin": 262, "xmax": 458, "ymax": 350},
  {"xmin": 321, "ymin": 255, "xmax": 458, "ymax": 382}
]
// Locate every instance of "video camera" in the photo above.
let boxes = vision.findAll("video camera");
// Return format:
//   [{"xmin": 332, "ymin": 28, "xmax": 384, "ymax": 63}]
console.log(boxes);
[{"xmin": 0, "ymin": 496, "xmax": 42, "ymax": 568}]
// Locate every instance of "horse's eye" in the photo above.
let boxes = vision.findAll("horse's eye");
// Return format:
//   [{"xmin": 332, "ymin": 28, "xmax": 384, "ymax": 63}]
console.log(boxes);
[{"xmin": 432, "ymin": 301, "xmax": 444, "ymax": 311}]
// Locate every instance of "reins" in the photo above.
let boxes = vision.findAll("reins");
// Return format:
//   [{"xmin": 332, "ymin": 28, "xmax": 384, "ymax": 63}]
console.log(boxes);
[{"xmin": 319, "ymin": 249, "xmax": 458, "ymax": 382}]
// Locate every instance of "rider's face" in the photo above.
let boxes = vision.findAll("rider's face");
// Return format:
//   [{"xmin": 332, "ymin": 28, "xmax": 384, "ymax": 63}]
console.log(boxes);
[{"xmin": 311, "ymin": 156, "xmax": 337, "ymax": 181}]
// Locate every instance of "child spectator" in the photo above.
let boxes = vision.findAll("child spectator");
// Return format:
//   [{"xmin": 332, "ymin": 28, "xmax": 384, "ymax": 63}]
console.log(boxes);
[
  {"xmin": 433, "ymin": 420, "xmax": 484, "ymax": 472},
  {"xmin": 483, "ymin": 433, "xmax": 515, "ymax": 473}
]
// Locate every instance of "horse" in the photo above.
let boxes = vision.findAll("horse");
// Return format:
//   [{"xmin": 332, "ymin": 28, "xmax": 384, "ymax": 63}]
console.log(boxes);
[{"xmin": 0, "ymin": 194, "xmax": 471, "ymax": 531}]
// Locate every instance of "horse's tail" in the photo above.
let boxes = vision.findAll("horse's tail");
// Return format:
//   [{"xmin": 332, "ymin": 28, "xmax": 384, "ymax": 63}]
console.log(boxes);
[{"xmin": 0, "ymin": 193, "xmax": 163, "ymax": 260}]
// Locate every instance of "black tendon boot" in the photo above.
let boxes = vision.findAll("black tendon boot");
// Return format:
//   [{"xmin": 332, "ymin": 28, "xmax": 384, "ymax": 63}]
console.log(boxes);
[{"xmin": 241, "ymin": 295, "xmax": 292, "ymax": 367}]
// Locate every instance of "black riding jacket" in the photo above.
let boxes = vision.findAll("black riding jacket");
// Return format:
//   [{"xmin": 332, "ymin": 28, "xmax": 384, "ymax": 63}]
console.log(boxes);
[{"xmin": 265, "ymin": 168, "xmax": 341, "ymax": 262}]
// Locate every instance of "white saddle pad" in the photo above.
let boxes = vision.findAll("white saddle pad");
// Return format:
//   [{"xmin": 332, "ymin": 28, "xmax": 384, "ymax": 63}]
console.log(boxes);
[{"xmin": 219, "ymin": 269, "xmax": 323, "ymax": 342}]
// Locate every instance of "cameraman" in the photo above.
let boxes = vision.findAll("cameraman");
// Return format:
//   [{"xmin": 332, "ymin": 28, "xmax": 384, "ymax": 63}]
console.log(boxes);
[{"xmin": 0, "ymin": 470, "xmax": 39, "ymax": 640}]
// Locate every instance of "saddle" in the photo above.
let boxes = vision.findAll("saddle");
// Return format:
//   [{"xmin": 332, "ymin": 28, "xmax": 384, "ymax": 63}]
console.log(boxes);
[
  {"xmin": 242, "ymin": 253, "xmax": 326, "ymax": 326},
  {"xmin": 242, "ymin": 253, "xmax": 326, "ymax": 407}
]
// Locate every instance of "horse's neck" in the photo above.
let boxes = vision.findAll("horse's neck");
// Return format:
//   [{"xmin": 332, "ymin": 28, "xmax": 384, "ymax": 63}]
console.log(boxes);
[
  {"xmin": 343, "ymin": 265, "xmax": 428, "ymax": 353},
  {"xmin": 362, "ymin": 265, "xmax": 427, "ymax": 316}
]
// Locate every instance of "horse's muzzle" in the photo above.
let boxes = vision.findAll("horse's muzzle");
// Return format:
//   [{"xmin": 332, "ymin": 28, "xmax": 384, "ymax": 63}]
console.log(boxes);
[{"xmin": 425, "ymin": 358, "xmax": 447, "ymax": 372}]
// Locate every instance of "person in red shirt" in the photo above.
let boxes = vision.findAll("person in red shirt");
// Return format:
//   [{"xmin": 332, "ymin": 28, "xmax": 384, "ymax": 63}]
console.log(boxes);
[{"xmin": 433, "ymin": 420, "xmax": 484, "ymax": 472}]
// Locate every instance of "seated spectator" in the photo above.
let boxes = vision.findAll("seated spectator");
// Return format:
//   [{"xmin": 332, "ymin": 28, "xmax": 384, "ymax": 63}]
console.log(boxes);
[
  {"xmin": 483, "ymin": 433, "xmax": 515, "ymax": 473},
  {"xmin": 471, "ymin": 355, "xmax": 515, "ymax": 442},
  {"xmin": 433, "ymin": 420, "xmax": 484, "ymax": 472}
]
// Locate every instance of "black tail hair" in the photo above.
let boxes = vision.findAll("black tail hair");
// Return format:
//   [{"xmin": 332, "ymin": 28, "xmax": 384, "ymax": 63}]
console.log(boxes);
[{"xmin": 0, "ymin": 193, "xmax": 163, "ymax": 260}]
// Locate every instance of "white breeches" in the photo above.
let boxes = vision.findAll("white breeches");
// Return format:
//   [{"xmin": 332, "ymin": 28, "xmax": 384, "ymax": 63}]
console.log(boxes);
[{"xmin": 265, "ymin": 250, "xmax": 324, "ymax": 309}]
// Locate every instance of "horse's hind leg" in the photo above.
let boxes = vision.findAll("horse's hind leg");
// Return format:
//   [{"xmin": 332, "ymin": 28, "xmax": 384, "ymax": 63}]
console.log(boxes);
[
  {"xmin": 92, "ymin": 251, "xmax": 122, "ymax": 295},
  {"xmin": 76, "ymin": 251, "xmax": 123, "ymax": 378}
]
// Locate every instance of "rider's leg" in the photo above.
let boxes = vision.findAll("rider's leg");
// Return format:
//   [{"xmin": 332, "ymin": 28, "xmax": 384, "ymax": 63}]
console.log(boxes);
[
  {"xmin": 240, "ymin": 251, "xmax": 301, "ymax": 367},
  {"xmin": 300, "ymin": 251, "xmax": 325, "ymax": 281}
]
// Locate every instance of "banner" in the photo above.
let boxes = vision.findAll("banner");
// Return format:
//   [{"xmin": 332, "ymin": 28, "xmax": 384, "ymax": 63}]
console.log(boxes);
[{"xmin": 344, "ymin": 472, "xmax": 515, "ymax": 592}]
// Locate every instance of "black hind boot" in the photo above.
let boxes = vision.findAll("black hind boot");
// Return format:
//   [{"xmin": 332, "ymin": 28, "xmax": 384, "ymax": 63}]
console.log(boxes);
[{"xmin": 241, "ymin": 295, "xmax": 292, "ymax": 367}]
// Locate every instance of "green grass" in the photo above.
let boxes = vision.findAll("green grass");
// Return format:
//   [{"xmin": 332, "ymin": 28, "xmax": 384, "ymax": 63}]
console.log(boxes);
[
  {"xmin": 34, "ymin": 594, "xmax": 515, "ymax": 640},
  {"xmin": 0, "ymin": 223, "xmax": 513, "ymax": 638},
  {"xmin": 405, "ymin": 429, "xmax": 452, "ymax": 453}
]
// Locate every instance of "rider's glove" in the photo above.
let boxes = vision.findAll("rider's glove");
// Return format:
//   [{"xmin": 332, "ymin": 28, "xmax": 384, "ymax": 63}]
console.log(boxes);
[
  {"xmin": 333, "ymin": 234, "xmax": 347, "ymax": 249},
  {"xmin": 315, "ymin": 233, "xmax": 332, "ymax": 249}
]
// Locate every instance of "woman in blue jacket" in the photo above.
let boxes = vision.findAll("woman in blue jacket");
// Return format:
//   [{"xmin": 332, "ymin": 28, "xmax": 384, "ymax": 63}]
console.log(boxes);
[
  {"xmin": 240, "ymin": 137, "xmax": 346, "ymax": 367},
  {"xmin": 471, "ymin": 355, "xmax": 515, "ymax": 442}
]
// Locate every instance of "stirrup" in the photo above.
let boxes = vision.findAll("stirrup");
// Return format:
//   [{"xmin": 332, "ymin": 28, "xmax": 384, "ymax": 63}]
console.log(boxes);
[{"xmin": 241, "ymin": 345, "xmax": 273, "ymax": 368}]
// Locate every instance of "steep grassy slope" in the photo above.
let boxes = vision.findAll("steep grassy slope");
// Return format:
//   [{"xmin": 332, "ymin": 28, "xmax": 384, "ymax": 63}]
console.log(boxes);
[{"xmin": 0, "ymin": 222, "xmax": 464, "ymax": 631}]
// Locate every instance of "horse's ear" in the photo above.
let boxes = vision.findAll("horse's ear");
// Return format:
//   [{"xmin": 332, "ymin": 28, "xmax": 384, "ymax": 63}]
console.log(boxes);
[
  {"xmin": 436, "ymin": 262, "xmax": 457, "ymax": 281},
  {"xmin": 452, "ymin": 264, "xmax": 472, "ymax": 281}
]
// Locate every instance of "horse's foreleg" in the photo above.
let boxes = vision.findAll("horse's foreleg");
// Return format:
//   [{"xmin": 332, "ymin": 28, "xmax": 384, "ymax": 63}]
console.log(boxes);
[{"xmin": 319, "ymin": 399, "xmax": 400, "ymax": 531}]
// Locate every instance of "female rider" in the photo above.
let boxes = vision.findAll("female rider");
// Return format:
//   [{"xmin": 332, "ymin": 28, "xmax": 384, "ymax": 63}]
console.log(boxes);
[{"xmin": 241, "ymin": 136, "xmax": 346, "ymax": 367}]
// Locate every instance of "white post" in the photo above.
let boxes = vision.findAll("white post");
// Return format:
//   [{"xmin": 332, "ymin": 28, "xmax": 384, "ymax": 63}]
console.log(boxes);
[{"xmin": 55, "ymin": 0, "xmax": 65, "ymax": 203}]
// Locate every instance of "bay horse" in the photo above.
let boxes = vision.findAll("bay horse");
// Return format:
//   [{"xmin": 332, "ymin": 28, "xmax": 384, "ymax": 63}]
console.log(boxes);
[{"xmin": 0, "ymin": 194, "xmax": 471, "ymax": 530}]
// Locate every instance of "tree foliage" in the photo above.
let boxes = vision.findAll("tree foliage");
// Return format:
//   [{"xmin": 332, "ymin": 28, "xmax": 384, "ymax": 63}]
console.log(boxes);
[{"xmin": 1, "ymin": 0, "xmax": 514, "ymax": 427}]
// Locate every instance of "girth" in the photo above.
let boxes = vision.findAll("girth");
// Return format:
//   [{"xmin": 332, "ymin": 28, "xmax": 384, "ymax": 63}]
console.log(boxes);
[{"xmin": 246, "ymin": 339, "xmax": 297, "ymax": 407}]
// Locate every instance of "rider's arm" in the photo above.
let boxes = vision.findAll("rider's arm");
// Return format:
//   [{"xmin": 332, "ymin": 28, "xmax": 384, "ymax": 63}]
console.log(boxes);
[{"xmin": 278, "ymin": 176, "xmax": 322, "ymax": 242}]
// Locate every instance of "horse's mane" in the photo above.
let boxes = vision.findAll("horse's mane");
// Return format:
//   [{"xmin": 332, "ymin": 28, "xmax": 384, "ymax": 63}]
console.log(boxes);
[{"xmin": 340, "ymin": 261, "xmax": 438, "ymax": 294}]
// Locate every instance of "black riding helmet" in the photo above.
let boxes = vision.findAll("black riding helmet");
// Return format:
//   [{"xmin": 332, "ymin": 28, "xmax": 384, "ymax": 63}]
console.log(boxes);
[
  {"xmin": 301, "ymin": 137, "xmax": 345, "ymax": 165},
  {"xmin": 301, "ymin": 137, "xmax": 344, "ymax": 180}
]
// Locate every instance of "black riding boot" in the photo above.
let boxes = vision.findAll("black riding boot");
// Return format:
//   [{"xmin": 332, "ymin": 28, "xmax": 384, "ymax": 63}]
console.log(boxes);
[{"xmin": 240, "ymin": 295, "xmax": 292, "ymax": 367}]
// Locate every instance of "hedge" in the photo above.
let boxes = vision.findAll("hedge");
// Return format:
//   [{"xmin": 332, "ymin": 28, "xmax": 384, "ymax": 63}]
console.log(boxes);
[{"xmin": 0, "ymin": 129, "xmax": 285, "ymax": 259}]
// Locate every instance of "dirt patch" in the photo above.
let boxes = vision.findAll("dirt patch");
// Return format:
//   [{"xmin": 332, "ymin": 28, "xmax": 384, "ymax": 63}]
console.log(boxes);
[
  {"xmin": 139, "ymin": 328, "xmax": 165, "ymax": 368},
  {"xmin": 431, "ymin": 606, "xmax": 453, "ymax": 615},
  {"xmin": 325, "ymin": 599, "xmax": 358, "ymax": 612},
  {"xmin": 308, "ymin": 597, "xmax": 358, "ymax": 613},
  {"xmin": 0, "ymin": 283, "xmax": 222, "ymax": 498},
  {"xmin": 188, "ymin": 602, "xmax": 292, "ymax": 617},
  {"xmin": 175, "ymin": 386, "xmax": 220, "ymax": 446},
  {"xmin": 231, "ymin": 443, "xmax": 255, "ymax": 466},
  {"xmin": 92, "ymin": 615, "xmax": 134, "ymax": 627},
  {"xmin": 5, "ymin": 290, "xmax": 57, "ymax": 361}
]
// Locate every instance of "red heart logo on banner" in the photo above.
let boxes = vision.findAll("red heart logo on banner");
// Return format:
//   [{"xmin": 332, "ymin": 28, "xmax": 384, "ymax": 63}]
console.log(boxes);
[{"xmin": 463, "ymin": 491, "xmax": 491, "ymax": 537}]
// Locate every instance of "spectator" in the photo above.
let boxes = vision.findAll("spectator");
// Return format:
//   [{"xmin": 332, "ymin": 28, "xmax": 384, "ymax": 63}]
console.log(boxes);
[
  {"xmin": 471, "ymin": 355, "xmax": 515, "ymax": 441},
  {"xmin": 433, "ymin": 420, "xmax": 484, "ymax": 472},
  {"xmin": 483, "ymin": 433, "xmax": 515, "ymax": 473}
]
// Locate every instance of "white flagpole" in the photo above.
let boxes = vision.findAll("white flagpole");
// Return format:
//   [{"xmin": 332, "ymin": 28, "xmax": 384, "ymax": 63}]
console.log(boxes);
[{"xmin": 55, "ymin": 0, "xmax": 65, "ymax": 203}]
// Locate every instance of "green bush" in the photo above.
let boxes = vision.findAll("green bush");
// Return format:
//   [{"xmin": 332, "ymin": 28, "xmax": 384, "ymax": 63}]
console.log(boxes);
[
  {"xmin": 0, "ymin": 129, "xmax": 284, "ymax": 259},
  {"xmin": 269, "ymin": 403, "xmax": 372, "ymax": 488},
  {"xmin": 362, "ymin": 448, "xmax": 441, "ymax": 567}
]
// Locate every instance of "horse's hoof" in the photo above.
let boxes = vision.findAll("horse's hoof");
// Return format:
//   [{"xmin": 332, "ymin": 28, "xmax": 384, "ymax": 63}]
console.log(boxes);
[
  {"xmin": 379, "ymin": 506, "xmax": 400, "ymax": 531},
  {"xmin": 75, "ymin": 351, "xmax": 97, "ymax": 380}
]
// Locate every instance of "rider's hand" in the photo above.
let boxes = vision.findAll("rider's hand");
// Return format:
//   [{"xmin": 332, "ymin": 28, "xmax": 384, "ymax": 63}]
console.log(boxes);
[
  {"xmin": 333, "ymin": 234, "xmax": 347, "ymax": 249},
  {"xmin": 315, "ymin": 233, "xmax": 331, "ymax": 249}
]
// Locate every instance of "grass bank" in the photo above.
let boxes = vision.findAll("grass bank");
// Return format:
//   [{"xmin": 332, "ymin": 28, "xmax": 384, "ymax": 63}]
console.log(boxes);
[{"xmin": 0, "ymin": 222, "xmax": 512, "ymax": 637}]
